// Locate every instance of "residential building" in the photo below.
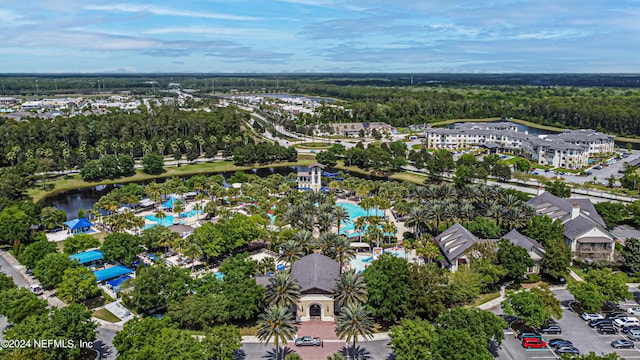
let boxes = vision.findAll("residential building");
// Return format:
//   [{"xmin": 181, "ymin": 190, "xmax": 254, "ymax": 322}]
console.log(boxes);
[
  {"xmin": 291, "ymin": 254, "xmax": 340, "ymax": 321},
  {"xmin": 527, "ymin": 192, "xmax": 614, "ymax": 261},
  {"xmin": 434, "ymin": 223, "xmax": 479, "ymax": 272},
  {"xmin": 424, "ymin": 121, "xmax": 614, "ymax": 169},
  {"xmin": 331, "ymin": 122, "xmax": 394, "ymax": 137}
]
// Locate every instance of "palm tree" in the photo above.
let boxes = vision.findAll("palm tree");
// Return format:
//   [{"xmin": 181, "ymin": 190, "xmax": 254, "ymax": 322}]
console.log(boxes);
[
  {"xmin": 427, "ymin": 202, "xmax": 443, "ymax": 234},
  {"xmin": 335, "ymin": 304, "xmax": 374, "ymax": 360},
  {"xmin": 353, "ymin": 217, "xmax": 367, "ymax": 242},
  {"xmin": 405, "ymin": 205, "xmax": 428, "ymax": 239},
  {"xmin": 265, "ymin": 272, "xmax": 302, "ymax": 308},
  {"xmin": 416, "ymin": 238, "xmax": 441, "ymax": 264},
  {"xmin": 332, "ymin": 236, "xmax": 356, "ymax": 271},
  {"xmin": 183, "ymin": 242, "xmax": 203, "ymax": 269},
  {"xmin": 259, "ymin": 257, "xmax": 277, "ymax": 275},
  {"xmin": 317, "ymin": 212, "xmax": 333, "ymax": 232},
  {"xmin": 292, "ymin": 230, "xmax": 314, "ymax": 255},
  {"xmin": 278, "ymin": 240, "xmax": 305, "ymax": 267},
  {"xmin": 333, "ymin": 269, "xmax": 368, "ymax": 306},
  {"xmin": 155, "ymin": 209, "xmax": 166, "ymax": 224},
  {"xmin": 359, "ymin": 197, "xmax": 375, "ymax": 220},
  {"xmin": 318, "ymin": 232, "xmax": 339, "ymax": 256},
  {"xmin": 458, "ymin": 200, "xmax": 475, "ymax": 227},
  {"xmin": 257, "ymin": 306, "xmax": 297, "ymax": 360},
  {"xmin": 382, "ymin": 220, "xmax": 397, "ymax": 244},
  {"xmin": 333, "ymin": 206, "xmax": 351, "ymax": 236}
]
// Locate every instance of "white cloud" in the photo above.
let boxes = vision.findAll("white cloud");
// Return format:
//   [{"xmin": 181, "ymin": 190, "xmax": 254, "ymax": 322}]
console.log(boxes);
[
  {"xmin": 0, "ymin": 9, "xmax": 36, "ymax": 26},
  {"xmin": 85, "ymin": 3, "xmax": 261, "ymax": 21},
  {"xmin": 143, "ymin": 26, "xmax": 294, "ymax": 40}
]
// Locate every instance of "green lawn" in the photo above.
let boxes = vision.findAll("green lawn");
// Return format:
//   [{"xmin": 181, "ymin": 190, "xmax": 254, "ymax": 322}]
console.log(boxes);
[
  {"xmin": 463, "ymin": 291, "xmax": 501, "ymax": 309},
  {"xmin": 92, "ymin": 308, "xmax": 121, "ymax": 323},
  {"xmin": 294, "ymin": 142, "xmax": 331, "ymax": 149}
]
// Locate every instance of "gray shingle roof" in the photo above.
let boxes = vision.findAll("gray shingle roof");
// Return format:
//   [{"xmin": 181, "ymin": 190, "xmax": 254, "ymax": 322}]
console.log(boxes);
[
  {"xmin": 435, "ymin": 223, "xmax": 479, "ymax": 263},
  {"xmin": 291, "ymin": 254, "xmax": 340, "ymax": 294},
  {"xmin": 563, "ymin": 215, "xmax": 611, "ymax": 242},
  {"xmin": 501, "ymin": 229, "xmax": 545, "ymax": 253}
]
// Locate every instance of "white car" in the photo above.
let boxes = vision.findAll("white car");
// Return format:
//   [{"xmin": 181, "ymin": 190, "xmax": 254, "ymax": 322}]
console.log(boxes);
[
  {"xmin": 581, "ymin": 312, "xmax": 604, "ymax": 321},
  {"xmin": 614, "ymin": 317, "xmax": 640, "ymax": 328},
  {"xmin": 627, "ymin": 308, "xmax": 640, "ymax": 315}
]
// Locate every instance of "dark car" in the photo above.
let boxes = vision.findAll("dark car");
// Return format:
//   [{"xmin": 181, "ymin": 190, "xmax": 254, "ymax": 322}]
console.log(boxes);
[
  {"xmin": 597, "ymin": 326, "xmax": 618, "ymax": 335},
  {"xmin": 611, "ymin": 339, "xmax": 635, "ymax": 349},
  {"xmin": 548, "ymin": 339, "xmax": 573, "ymax": 348},
  {"xmin": 622, "ymin": 324, "xmax": 640, "ymax": 334},
  {"xmin": 517, "ymin": 332, "xmax": 542, "ymax": 340},
  {"xmin": 556, "ymin": 346, "xmax": 580, "ymax": 355},
  {"xmin": 589, "ymin": 319, "xmax": 613, "ymax": 328},
  {"xmin": 606, "ymin": 312, "xmax": 628, "ymax": 320},
  {"xmin": 539, "ymin": 324, "xmax": 562, "ymax": 334}
]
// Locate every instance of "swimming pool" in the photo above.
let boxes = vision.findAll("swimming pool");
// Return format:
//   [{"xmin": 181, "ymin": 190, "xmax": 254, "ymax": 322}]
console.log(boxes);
[
  {"xmin": 179, "ymin": 209, "xmax": 203, "ymax": 218},
  {"xmin": 144, "ymin": 214, "xmax": 175, "ymax": 226},
  {"xmin": 349, "ymin": 248, "xmax": 409, "ymax": 273},
  {"xmin": 336, "ymin": 201, "xmax": 384, "ymax": 237}
]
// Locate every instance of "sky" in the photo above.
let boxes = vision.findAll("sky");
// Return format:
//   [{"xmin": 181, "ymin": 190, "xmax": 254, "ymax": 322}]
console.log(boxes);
[{"xmin": 1, "ymin": 0, "xmax": 639, "ymax": 73}]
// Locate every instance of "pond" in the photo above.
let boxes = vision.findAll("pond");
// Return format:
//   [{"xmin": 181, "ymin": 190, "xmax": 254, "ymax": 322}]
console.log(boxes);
[
  {"xmin": 42, "ymin": 165, "xmax": 387, "ymax": 220},
  {"xmin": 42, "ymin": 166, "xmax": 300, "ymax": 220}
]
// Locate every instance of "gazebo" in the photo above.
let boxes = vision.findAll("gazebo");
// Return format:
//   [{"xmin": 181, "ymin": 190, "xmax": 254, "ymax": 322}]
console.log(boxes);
[
  {"xmin": 63, "ymin": 218, "xmax": 94, "ymax": 235},
  {"xmin": 291, "ymin": 253, "xmax": 340, "ymax": 321}
]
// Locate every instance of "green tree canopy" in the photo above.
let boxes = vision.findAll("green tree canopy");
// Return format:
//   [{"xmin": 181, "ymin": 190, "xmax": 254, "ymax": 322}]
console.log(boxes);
[
  {"xmin": 389, "ymin": 318, "xmax": 436, "ymax": 360},
  {"xmin": 40, "ymin": 206, "xmax": 67, "ymax": 230},
  {"xmin": 434, "ymin": 308, "xmax": 506, "ymax": 360},
  {"xmin": 545, "ymin": 180, "xmax": 571, "ymax": 198},
  {"xmin": 142, "ymin": 153, "xmax": 165, "ymax": 175},
  {"xmin": 622, "ymin": 238, "xmax": 640, "ymax": 271},
  {"xmin": 496, "ymin": 239, "xmax": 534, "ymax": 281},
  {"xmin": 502, "ymin": 290, "xmax": 550, "ymax": 328},
  {"xmin": 18, "ymin": 238, "xmax": 57, "ymax": 269},
  {"xmin": 363, "ymin": 253, "xmax": 410, "ymax": 322},
  {"xmin": 33, "ymin": 252, "xmax": 76, "ymax": 289},
  {"xmin": 541, "ymin": 238, "xmax": 571, "ymax": 279},
  {"xmin": 522, "ymin": 215, "xmax": 564, "ymax": 246},
  {"xmin": 63, "ymin": 234, "xmax": 100, "ymax": 255},
  {"xmin": 404, "ymin": 264, "xmax": 447, "ymax": 320},
  {"xmin": 57, "ymin": 266, "xmax": 100, "ymax": 303},
  {"xmin": 0, "ymin": 288, "xmax": 48, "ymax": 324},
  {"xmin": 101, "ymin": 232, "xmax": 144, "ymax": 265},
  {"xmin": 467, "ymin": 217, "xmax": 501, "ymax": 239}
]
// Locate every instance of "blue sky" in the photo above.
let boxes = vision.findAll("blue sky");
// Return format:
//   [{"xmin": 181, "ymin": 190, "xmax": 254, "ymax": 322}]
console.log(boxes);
[{"xmin": 1, "ymin": 0, "xmax": 639, "ymax": 73}]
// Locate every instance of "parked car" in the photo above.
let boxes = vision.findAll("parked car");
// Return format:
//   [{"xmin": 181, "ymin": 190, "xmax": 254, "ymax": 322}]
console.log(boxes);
[
  {"xmin": 622, "ymin": 324, "xmax": 640, "ymax": 334},
  {"xmin": 628, "ymin": 308, "xmax": 640, "ymax": 315},
  {"xmin": 522, "ymin": 338, "xmax": 547, "ymax": 349},
  {"xmin": 594, "ymin": 165, "xmax": 603, "ymax": 170},
  {"xmin": 548, "ymin": 339, "xmax": 573, "ymax": 348},
  {"xmin": 614, "ymin": 317, "xmax": 639, "ymax": 328},
  {"xmin": 611, "ymin": 339, "xmax": 635, "ymax": 349},
  {"xmin": 556, "ymin": 346, "xmax": 580, "ymax": 355},
  {"xmin": 597, "ymin": 326, "xmax": 618, "ymax": 335},
  {"xmin": 589, "ymin": 319, "xmax": 613, "ymax": 328},
  {"xmin": 606, "ymin": 312, "xmax": 628, "ymax": 320},
  {"xmin": 628, "ymin": 328, "xmax": 640, "ymax": 341},
  {"xmin": 29, "ymin": 284, "xmax": 43, "ymax": 295},
  {"xmin": 294, "ymin": 336, "xmax": 322, "ymax": 347},
  {"xmin": 517, "ymin": 332, "xmax": 542, "ymax": 340},
  {"xmin": 538, "ymin": 324, "xmax": 562, "ymax": 334},
  {"xmin": 582, "ymin": 312, "xmax": 604, "ymax": 321}
]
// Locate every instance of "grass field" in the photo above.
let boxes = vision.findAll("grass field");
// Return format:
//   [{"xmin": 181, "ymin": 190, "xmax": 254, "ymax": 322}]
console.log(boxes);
[
  {"xmin": 92, "ymin": 308, "xmax": 121, "ymax": 323},
  {"xmin": 30, "ymin": 159, "xmax": 315, "ymax": 203},
  {"xmin": 294, "ymin": 142, "xmax": 331, "ymax": 149}
]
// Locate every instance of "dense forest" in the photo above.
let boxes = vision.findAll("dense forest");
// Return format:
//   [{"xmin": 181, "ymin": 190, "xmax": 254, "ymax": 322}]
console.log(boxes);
[
  {"xmin": 298, "ymin": 86, "xmax": 640, "ymax": 137},
  {"xmin": 0, "ymin": 105, "xmax": 249, "ymax": 171}
]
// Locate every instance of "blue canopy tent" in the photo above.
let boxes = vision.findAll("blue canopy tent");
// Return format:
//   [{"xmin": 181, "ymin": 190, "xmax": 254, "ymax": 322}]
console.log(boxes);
[
  {"xmin": 93, "ymin": 266, "xmax": 134, "ymax": 282},
  {"xmin": 63, "ymin": 218, "xmax": 93, "ymax": 234},
  {"xmin": 107, "ymin": 275, "xmax": 132, "ymax": 291},
  {"xmin": 162, "ymin": 196, "xmax": 180, "ymax": 209},
  {"xmin": 70, "ymin": 250, "xmax": 104, "ymax": 265}
]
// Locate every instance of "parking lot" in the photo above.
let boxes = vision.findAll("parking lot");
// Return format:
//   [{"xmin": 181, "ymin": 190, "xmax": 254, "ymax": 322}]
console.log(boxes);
[{"xmin": 496, "ymin": 288, "xmax": 640, "ymax": 359}]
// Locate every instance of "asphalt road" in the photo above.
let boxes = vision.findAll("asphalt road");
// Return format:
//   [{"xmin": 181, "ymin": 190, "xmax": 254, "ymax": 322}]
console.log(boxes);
[{"xmin": 242, "ymin": 339, "xmax": 392, "ymax": 360}]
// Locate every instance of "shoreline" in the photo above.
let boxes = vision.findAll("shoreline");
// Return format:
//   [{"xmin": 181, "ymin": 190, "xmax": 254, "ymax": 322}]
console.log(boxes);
[{"xmin": 31, "ymin": 159, "xmax": 315, "ymax": 204}]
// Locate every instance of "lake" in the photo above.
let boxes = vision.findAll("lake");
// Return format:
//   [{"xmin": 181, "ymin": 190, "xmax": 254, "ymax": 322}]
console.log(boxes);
[{"xmin": 41, "ymin": 166, "xmax": 300, "ymax": 220}]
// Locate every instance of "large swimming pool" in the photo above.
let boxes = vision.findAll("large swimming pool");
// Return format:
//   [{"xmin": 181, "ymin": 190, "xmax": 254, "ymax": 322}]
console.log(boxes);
[
  {"xmin": 179, "ymin": 209, "xmax": 203, "ymax": 218},
  {"xmin": 336, "ymin": 201, "xmax": 384, "ymax": 238},
  {"xmin": 144, "ymin": 214, "xmax": 175, "ymax": 226},
  {"xmin": 349, "ymin": 248, "xmax": 409, "ymax": 273}
]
